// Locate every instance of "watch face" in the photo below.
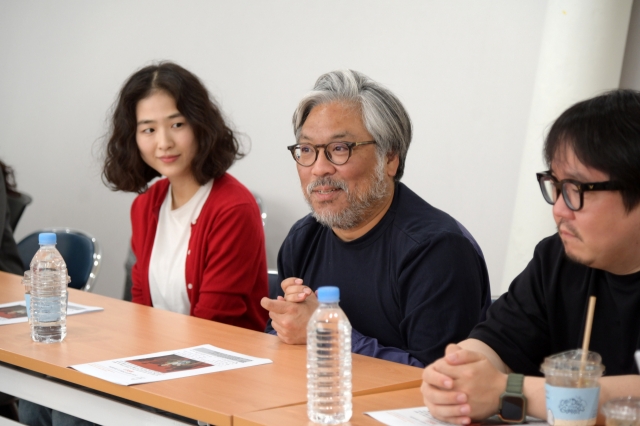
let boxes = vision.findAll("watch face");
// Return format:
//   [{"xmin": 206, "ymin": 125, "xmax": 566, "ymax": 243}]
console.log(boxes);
[{"xmin": 501, "ymin": 395, "xmax": 525, "ymax": 422}]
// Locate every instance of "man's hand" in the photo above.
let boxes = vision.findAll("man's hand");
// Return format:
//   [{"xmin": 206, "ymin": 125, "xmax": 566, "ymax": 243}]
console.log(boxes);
[
  {"xmin": 422, "ymin": 344, "xmax": 473, "ymax": 424},
  {"xmin": 260, "ymin": 277, "xmax": 318, "ymax": 344},
  {"xmin": 422, "ymin": 344, "xmax": 507, "ymax": 424},
  {"xmin": 279, "ymin": 277, "xmax": 313, "ymax": 302}
]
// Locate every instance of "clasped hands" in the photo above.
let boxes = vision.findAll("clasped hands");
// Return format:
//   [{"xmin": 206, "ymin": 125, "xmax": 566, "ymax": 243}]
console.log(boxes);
[
  {"xmin": 261, "ymin": 282, "xmax": 509, "ymax": 424},
  {"xmin": 421, "ymin": 344, "xmax": 508, "ymax": 425},
  {"xmin": 260, "ymin": 277, "xmax": 318, "ymax": 345}
]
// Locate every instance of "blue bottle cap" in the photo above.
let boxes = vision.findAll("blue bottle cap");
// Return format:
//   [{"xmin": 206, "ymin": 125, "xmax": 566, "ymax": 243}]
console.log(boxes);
[
  {"xmin": 39, "ymin": 233, "xmax": 57, "ymax": 245},
  {"xmin": 317, "ymin": 286, "xmax": 340, "ymax": 303}
]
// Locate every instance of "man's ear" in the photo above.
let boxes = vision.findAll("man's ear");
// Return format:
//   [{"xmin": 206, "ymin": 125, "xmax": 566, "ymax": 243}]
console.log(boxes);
[{"xmin": 386, "ymin": 152, "xmax": 400, "ymax": 178}]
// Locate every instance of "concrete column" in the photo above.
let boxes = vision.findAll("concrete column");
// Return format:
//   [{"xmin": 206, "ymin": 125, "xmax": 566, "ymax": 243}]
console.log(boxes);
[
  {"xmin": 500, "ymin": 0, "xmax": 633, "ymax": 294},
  {"xmin": 620, "ymin": 0, "xmax": 640, "ymax": 89}
]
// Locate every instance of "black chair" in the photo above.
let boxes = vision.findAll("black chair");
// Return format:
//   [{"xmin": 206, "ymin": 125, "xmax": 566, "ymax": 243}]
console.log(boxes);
[
  {"xmin": 252, "ymin": 192, "xmax": 267, "ymax": 228},
  {"xmin": 254, "ymin": 194, "xmax": 277, "ymax": 299},
  {"xmin": 268, "ymin": 269, "xmax": 279, "ymax": 300},
  {"xmin": 17, "ymin": 228, "xmax": 101, "ymax": 291},
  {"xmin": 6, "ymin": 192, "xmax": 32, "ymax": 232},
  {"xmin": 123, "ymin": 246, "xmax": 136, "ymax": 301}
]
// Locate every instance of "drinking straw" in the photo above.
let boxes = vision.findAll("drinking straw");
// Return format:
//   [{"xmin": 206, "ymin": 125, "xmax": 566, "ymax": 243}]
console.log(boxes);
[{"xmin": 578, "ymin": 296, "xmax": 596, "ymax": 387}]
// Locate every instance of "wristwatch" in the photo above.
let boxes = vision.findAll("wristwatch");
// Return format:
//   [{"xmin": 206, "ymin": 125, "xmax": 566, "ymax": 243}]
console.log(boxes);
[{"xmin": 498, "ymin": 373, "xmax": 527, "ymax": 423}]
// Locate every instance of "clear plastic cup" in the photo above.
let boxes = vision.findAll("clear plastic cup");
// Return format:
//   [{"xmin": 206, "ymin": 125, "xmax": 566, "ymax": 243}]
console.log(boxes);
[
  {"xmin": 602, "ymin": 397, "xmax": 640, "ymax": 426},
  {"xmin": 540, "ymin": 350, "xmax": 605, "ymax": 426}
]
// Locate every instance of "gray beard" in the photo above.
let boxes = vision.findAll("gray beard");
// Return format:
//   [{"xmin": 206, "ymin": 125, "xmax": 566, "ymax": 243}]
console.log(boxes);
[{"xmin": 304, "ymin": 158, "xmax": 388, "ymax": 230}]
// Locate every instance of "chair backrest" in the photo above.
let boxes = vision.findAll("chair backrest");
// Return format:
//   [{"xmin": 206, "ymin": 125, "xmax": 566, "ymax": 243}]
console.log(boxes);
[
  {"xmin": 122, "ymin": 246, "xmax": 136, "ymax": 301},
  {"xmin": 252, "ymin": 192, "xmax": 267, "ymax": 228},
  {"xmin": 267, "ymin": 269, "xmax": 279, "ymax": 300},
  {"xmin": 6, "ymin": 192, "xmax": 32, "ymax": 232},
  {"xmin": 17, "ymin": 228, "xmax": 101, "ymax": 291}
]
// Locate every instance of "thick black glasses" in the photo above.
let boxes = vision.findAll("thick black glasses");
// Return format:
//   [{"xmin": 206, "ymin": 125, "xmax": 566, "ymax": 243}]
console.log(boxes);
[
  {"xmin": 536, "ymin": 171, "xmax": 623, "ymax": 211},
  {"xmin": 286, "ymin": 141, "xmax": 376, "ymax": 166}
]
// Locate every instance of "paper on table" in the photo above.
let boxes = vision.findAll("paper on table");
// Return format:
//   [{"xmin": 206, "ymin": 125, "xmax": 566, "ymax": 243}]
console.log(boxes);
[
  {"xmin": 0, "ymin": 301, "xmax": 103, "ymax": 325},
  {"xmin": 70, "ymin": 344, "xmax": 272, "ymax": 386},
  {"xmin": 365, "ymin": 407, "xmax": 547, "ymax": 426},
  {"xmin": 365, "ymin": 407, "xmax": 452, "ymax": 426}
]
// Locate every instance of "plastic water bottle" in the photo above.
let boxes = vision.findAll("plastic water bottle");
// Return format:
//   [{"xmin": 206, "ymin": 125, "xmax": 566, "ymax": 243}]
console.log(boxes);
[
  {"xmin": 30, "ymin": 233, "xmax": 68, "ymax": 343},
  {"xmin": 22, "ymin": 270, "xmax": 32, "ymax": 323},
  {"xmin": 307, "ymin": 286, "xmax": 352, "ymax": 424}
]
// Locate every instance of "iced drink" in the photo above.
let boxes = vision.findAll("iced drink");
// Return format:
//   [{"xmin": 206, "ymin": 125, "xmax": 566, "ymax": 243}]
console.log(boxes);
[
  {"xmin": 540, "ymin": 350, "xmax": 605, "ymax": 426},
  {"xmin": 602, "ymin": 397, "xmax": 640, "ymax": 426}
]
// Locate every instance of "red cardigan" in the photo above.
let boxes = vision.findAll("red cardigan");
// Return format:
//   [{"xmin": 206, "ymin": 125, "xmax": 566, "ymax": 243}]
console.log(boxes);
[{"xmin": 130, "ymin": 173, "xmax": 268, "ymax": 332}]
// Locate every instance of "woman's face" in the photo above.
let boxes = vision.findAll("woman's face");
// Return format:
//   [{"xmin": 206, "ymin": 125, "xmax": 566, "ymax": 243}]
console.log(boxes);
[{"xmin": 135, "ymin": 90, "xmax": 197, "ymax": 185}]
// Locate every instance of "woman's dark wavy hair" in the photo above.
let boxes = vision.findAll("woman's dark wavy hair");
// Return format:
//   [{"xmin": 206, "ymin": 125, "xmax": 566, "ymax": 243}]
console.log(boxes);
[
  {"xmin": 544, "ymin": 89, "xmax": 640, "ymax": 213},
  {"xmin": 102, "ymin": 62, "xmax": 243, "ymax": 193}
]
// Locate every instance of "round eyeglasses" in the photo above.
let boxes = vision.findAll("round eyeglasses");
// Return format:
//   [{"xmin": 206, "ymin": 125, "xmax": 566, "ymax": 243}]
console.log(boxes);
[
  {"xmin": 536, "ymin": 171, "xmax": 623, "ymax": 211},
  {"xmin": 286, "ymin": 141, "xmax": 376, "ymax": 167}
]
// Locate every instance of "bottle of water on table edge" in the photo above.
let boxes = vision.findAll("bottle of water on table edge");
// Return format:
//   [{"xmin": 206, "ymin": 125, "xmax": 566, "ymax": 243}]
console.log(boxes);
[
  {"xmin": 307, "ymin": 286, "xmax": 352, "ymax": 424},
  {"xmin": 22, "ymin": 270, "xmax": 32, "ymax": 323},
  {"xmin": 30, "ymin": 233, "xmax": 68, "ymax": 343}
]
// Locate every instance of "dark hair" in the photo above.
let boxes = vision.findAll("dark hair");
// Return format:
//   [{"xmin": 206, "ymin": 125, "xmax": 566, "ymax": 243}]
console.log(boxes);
[
  {"xmin": 0, "ymin": 159, "xmax": 19, "ymax": 196},
  {"xmin": 544, "ymin": 89, "xmax": 640, "ymax": 212},
  {"xmin": 102, "ymin": 62, "xmax": 243, "ymax": 193}
]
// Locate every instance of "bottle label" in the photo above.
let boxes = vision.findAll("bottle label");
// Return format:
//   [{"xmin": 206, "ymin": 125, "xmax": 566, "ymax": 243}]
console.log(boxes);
[
  {"xmin": 24, "ymin": 294, "xmax": 31, "ymax": 319},
  {"xmin": 34, "ymin": 296, "xmax": 63, "ymax": 323}
]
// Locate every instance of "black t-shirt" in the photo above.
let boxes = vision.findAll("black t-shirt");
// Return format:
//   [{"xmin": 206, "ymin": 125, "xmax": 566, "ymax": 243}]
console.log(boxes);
[
  {"xmin": 470, "ymin": 234, "xmax": 640, "ymax": 376},
  {"xmin": 277, "ymin": 182, "xmax": 491, "ymax": 365}
]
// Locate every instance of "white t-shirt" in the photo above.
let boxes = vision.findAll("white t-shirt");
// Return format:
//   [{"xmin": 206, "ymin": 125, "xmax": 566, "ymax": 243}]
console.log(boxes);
[{"xmin": 148, "ymin": 180, "xmax": 213, "ymax": 314}]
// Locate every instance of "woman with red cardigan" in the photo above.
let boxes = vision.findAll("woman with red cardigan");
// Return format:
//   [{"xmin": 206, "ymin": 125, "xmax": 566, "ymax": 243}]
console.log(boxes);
[
  {"xmin": 102, "ymin": 62, "xmax": 268, "ymax": 332},
  {"xmin": 20, "ymin": 62, "xmax": 270, "ymax": 426}
]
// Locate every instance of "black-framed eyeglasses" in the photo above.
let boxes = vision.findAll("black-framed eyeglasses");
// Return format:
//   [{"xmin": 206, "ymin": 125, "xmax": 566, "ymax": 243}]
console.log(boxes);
[
  {"xmin": 286, "ymin": 141, "xmax": 376, "ymax": 166},
  {"xmin": 536, "ymin": 171, "xmax": 623, "ymax": 211}
]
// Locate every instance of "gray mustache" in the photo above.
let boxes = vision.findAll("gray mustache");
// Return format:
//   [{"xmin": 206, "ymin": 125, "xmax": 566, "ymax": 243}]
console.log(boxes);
[{"xmin": 306, "ymin": 178, "xmax": 349, "ymax": 196}]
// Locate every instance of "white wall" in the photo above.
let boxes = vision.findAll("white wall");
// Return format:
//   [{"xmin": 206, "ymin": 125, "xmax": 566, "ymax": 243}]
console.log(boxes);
[{"xmin": 1, "ymin": 0, "xmax": 633, "ymax": 300}]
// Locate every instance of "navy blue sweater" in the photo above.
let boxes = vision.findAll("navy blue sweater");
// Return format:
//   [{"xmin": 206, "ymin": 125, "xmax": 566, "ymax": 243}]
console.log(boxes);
[{"xmin": 274, "ymin": 183, "xmax": 491, "ymax": 366}]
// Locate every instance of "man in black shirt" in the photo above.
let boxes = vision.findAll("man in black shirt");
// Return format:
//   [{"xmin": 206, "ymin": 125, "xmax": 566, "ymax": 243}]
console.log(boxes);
[
  {"xmin": 261, "ymin": 70, "xmax": 491, "ymax": 367},
  {"xmin": 422, "ymin": 90, "xmax": 640, "ymax": 424}
]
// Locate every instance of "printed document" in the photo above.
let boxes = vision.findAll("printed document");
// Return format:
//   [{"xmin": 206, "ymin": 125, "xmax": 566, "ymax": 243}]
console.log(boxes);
[
  {"xmin": 70, "ymin": 344, "xmax": 272, "ymax": 385},
  {"xmin": 365, "ymin": 407, "xmax": 546, "ymax": 426},
  {"xmin": 365, "ymin": 407, "xmax": 449, "ymax": 426},
  {"xmin": 0, "ymin": 301, "xmax": 103, "ymax": 325}
]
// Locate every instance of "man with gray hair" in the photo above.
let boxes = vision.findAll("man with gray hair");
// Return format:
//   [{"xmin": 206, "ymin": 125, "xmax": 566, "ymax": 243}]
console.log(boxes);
[{"xmin": 261, "ymin": 70, "xmax": 490, "ymax": 367}]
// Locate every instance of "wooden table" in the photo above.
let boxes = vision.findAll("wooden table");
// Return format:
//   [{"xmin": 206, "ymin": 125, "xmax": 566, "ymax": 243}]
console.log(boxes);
[
  {"xmin": 234, "ymin": 387, "xmax": 425, "ymax": 426},
  {"xmin": 0, "ymin": 271, "xmax": 422, "ymax": 426}
]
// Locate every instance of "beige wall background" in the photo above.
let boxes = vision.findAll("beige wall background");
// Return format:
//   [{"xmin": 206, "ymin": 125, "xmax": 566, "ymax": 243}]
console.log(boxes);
[{"xmin": 1, "ymin": 0, "xmax": 639, "ymax": 299}]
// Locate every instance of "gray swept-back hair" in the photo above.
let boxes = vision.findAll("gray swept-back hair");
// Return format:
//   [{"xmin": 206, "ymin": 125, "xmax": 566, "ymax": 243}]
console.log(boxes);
[{"xmin": 292, "ymin": 70, "xmax": 412, "ymax": 181}]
